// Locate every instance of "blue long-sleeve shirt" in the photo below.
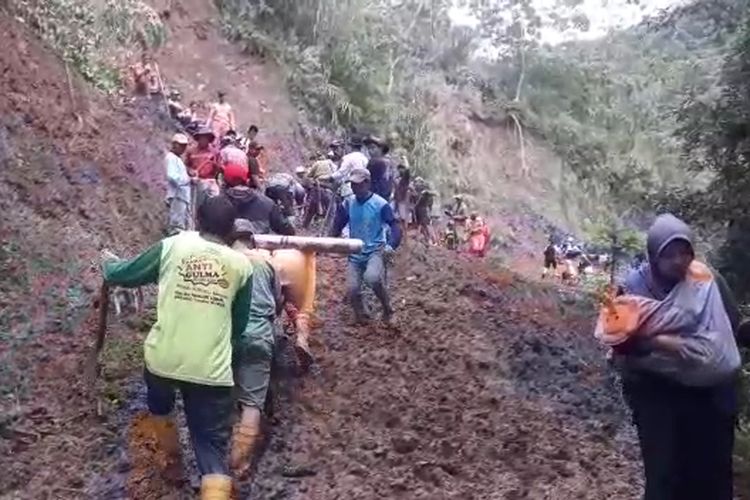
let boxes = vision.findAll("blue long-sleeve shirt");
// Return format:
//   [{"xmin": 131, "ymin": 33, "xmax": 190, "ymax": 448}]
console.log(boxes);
[{"xmin": 331, "ymin": 193, "xmax": 401, "ymax": 263}]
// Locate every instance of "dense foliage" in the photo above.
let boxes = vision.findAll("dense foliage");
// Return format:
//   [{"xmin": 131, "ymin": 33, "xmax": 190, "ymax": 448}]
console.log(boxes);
[
  {"xmin": 472, "ymin": 0, "xmax": 746, "ymax": 219},
  {"xmin": 216, "ymin": 0, "xmax": 479, "ymax": 183},
  {"xmin": 9, "ymin": 0, "xmax": 165, "ymax": 91},
  {"xmin": 216, "ymin": 0, "xmax": 749, "ymax": 236},
  {"xmin": 675, "ymin": 13, "xmax": 750, "ymax": 300}
]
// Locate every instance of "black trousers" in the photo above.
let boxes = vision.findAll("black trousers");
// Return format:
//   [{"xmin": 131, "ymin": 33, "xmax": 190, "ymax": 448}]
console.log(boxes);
[
  {"xmin": 145, "ymin": 369, "xmax": 234, "ymax": 476},
  {"xmin": 622, "ymin": 374, "xmax": 736, "ymax": 500}
]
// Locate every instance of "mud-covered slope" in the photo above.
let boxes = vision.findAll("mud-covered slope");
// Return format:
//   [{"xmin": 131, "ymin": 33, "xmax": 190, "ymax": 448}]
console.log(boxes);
[
  {"xmin": 0, "ymin": 8, "xmax": 643, "ymax": 499},
  {"xmin": 0, "ymin": 16, "xmax": 170, "ymax": 496},
  {"xmin": 247, "ymin": 243, "xmax": 641, "ymax": 499},
  {"xmin": 146, "ymin": 0, "xmax": 305, "ymax": 172}
]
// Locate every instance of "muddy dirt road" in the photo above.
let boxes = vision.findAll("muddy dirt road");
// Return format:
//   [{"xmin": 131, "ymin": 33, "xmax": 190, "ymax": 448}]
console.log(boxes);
[
  {"xmin": 83, "ymin": 242, "xmax": 641, "ymax": 500},
  {"xmin": 0, "ymin": 6, "xmax": 643, "ymax": 499},
  {"xmin": 244, "ymin": 243, "xmax": 641, "ymax": 499}
]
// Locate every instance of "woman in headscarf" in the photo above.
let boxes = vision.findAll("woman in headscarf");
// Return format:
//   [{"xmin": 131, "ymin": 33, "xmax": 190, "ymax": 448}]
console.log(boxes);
[{"xmin": 615, "ymin": 213, "xmax": 741, "ymax": 500}]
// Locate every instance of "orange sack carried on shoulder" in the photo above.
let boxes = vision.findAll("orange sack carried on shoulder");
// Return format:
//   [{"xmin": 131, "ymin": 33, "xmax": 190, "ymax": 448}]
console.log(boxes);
[{"xmin": 595, "ymin": 261, "xmax": 715, "ymax": 347}]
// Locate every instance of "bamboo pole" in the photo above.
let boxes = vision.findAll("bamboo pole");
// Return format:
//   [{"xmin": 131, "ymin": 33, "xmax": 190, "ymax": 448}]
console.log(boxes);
[{"xmin": 252, "ymin": 234, "xmax": 363, "ymax": 254}]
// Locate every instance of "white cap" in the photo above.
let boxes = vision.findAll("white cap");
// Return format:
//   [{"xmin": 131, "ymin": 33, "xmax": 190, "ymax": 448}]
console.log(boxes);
[
  {"xmin": 171, "ymin": 133, "xmax": 189, "ymax": 145},
  {"xmin": 349, "ymin": 166, "xmax": 371, "ymax": 183}
]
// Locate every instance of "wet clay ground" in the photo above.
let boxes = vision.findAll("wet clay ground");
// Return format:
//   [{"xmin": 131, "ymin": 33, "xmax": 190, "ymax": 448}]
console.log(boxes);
[
  {"xmin": 0, "ymin": 9, "xmax": 643, "ymax": 500},
  {"xmin": 244, "ymin": 243, "xmax": 641, "ymax": 499},
  {"xmin": 84, "ymin": 242, "xmax": 641, "ymax": 500}
]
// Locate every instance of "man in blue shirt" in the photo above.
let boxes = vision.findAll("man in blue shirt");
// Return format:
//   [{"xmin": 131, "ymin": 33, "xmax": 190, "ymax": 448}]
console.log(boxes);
[{"xmin": 331, "ymin": 166, "xmax": 401, "ymax": 324}]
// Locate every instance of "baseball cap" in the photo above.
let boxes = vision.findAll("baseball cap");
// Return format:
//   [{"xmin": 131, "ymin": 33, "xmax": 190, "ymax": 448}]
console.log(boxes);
[
  {"xmin": 172, "ymin": 133, "xmax": 189, "ymax": 145},
  {"xmin": 223, "ymin": 163, "xmax": 249, "ymax": 187},
  {"xmin": 349, "ymin": 166, "xmax": 371, "ymax": 184}
]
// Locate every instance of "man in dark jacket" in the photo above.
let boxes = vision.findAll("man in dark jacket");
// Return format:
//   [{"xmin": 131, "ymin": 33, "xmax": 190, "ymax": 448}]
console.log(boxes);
[
  {"xmin": 224, "ymin": 170, "xmax": 295, "ymax": 236},
  {"xmin": 364, "ymin": 136, "xmax": 393, "ymax": 201}
]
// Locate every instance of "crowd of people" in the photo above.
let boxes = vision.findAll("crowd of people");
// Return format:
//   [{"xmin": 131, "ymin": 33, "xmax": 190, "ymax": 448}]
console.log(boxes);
[
  {"xmin": 123, "ymin": 56, "xmax": 750, "ymax": 500},
  {"xmin": 542, "ymin": 237, "xmax": 610, "ymax": 284},
  {"xmin": 105, "ymin": 84, "xmax": 419, "ymax": 497}
]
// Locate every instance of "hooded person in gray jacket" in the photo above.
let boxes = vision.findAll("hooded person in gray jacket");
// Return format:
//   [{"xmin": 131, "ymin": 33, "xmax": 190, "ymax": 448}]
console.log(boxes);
[{"xmin": 617, "ymin": 213, "xmax": 740, "ymax": 500}]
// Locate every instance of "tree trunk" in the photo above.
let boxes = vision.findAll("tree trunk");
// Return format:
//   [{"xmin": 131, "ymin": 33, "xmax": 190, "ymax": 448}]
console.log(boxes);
[
  {"xmin": 511, "ymin": 112, "xmax": 529, "ymax": 178},
  {"xmin": 514, "ymin": 46, "xmax": 526, "ymax": 102},
  {"xmin": 387, "ymin": 51, "xmax": 402, "ymax": 95},
  {"xmin": 512, "ymin": 40, "xmax": 528, "ymax": 176},
  {"xmin": 313, "ymin": 0, "xmax": 322, "ymax": 44}
]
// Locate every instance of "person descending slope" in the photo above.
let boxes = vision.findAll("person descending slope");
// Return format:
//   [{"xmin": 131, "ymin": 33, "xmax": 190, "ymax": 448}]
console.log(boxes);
[
  {"xmin": 208, "ymin": 91, "xmax": 236, "ymax": 141},
  {"xmin": 393, "ymin": 163, "xmax": 412, "ymax": 239},
  {"xmin": 327, "ymin": 139, "xmax": 345, "ymax": 166},
  {"xmin": 130, "ymin": 52, "xmax": 161, "ymax": 96},
  {"xmin": 186, "ymin": 126, "xmax": 220, "ymax": 209},
  {"xmin": 219, "ymin": 134, "xmax": 249, "ymax": 185},
  {"xmin": 543, "ymin": 238, "xmax": 558, "ymax": 278},
  {"xmin": 302, "ymin": 153, "xmax": 335, "ymax": 229},
  {"xmin": 331, "ymin": 166, "xmax": 401, "ymax": 324},
  {"xmin": 102, "ymin": 196, "xmax": 252, "ymax": 500},
  {"xmin": 605, "ymin": 214, "xmax": 741, "ymax": 500},
  {"xmin": 326, "ymin": 136, "xmax": 369, "ymax": 200},
  {"xmin": 240, "ymin": 124, "xmax": 259, "ymax": 151},
  {"xmin": 164, "ymin": 133, "xmax": 192, "ymax": 235},
  {"xmin": 443, "ymin": 220, "xmax": 459, "ymax": 250},
  {"xmin": 244, "ymin": 125, "xmax": 269, "ymax": 182},
  {"xmin": 413, "ymin": 181, "xmax": 437, "ymax": 245},
  {"xmin": 265, "ymin": 172, "xmax": 305, "ymax": 226},
  {"xmin": 466, "ymin": 212, "xmax": 490, "ymax": 257}
]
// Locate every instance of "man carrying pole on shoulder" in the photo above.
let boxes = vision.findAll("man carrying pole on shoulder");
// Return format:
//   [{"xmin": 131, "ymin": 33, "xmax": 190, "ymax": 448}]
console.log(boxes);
[{"xmin": 229, "ymin": 222, "xmax": 282, "ymax": 480}]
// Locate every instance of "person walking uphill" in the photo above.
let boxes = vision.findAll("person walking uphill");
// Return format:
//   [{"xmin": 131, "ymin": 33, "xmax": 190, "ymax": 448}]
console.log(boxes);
[
  {"xmin": 229, "ymin": 223, "xmax": 283, "ymax": 480},
  {"xmin": 165, "ymin": 133, "xmax": 192, "ymax": 235},
  {"xmin": 102, "ymin": 196, "xmax": 252, "ymax": 500},
  {"xmin": 611, "ymin": 214, "xmax": 741, "ymax": 500},
  {"xmin": 331, "ymin": 166, "xmax": 401, "ymax": 324}
]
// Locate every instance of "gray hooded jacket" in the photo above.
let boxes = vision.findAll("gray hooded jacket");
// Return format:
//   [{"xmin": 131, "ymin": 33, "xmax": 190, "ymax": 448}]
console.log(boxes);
[{"xmin": 620, "ymin": 214, "xmax": 740, "ymax": 386}]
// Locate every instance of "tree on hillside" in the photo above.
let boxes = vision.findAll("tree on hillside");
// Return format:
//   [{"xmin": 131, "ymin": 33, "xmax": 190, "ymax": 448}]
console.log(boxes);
[
  {"xmin": 676, "ymin": 15, "xmax": 750, "ymax": 298},
  {"xmin": 468, "ymin": 0, "xmax": 588, "ymax": 177}
]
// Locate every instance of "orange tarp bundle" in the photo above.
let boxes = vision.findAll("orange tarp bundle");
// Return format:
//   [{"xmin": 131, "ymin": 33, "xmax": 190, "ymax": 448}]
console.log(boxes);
[
  {"xmin": 595, "ymin": 261, "xmax": 714, "ymax": 346},
  {"xmin": 235, "ymin": 246, "xmax": 316, "ymax": 319},
  {"xmin": 594, "ymin": 260, "xmax": 741, "ymax": 386}
]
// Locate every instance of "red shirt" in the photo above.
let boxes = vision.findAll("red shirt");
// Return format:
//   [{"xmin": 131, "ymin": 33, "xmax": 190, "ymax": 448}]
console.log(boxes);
[{"xmin": 186, "ymin": 145, "xmax": 218, "ymax": 179}]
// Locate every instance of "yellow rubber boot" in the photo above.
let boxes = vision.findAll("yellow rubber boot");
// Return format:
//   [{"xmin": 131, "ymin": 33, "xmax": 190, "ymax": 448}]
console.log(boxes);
[
  {"xmin": 229, "ymin": 419, "xmax": 261, "ymax": 479},
  {"xmin": 130, "ymin": 412, "xmax": 183, "ymax": 484},
  {"xmin": 200, "ymin": 474, "xmax": 233, "ymax": 500},
  {"xmin": 294, "ymin": 312, "xmax": 314, "ymax": 369}
]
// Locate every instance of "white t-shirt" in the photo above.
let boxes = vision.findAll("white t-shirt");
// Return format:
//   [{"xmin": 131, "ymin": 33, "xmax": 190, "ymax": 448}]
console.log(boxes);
[
  {"xmin": 333, "ymin": 151, "xmax": 368, "ymax": 197},
  {"xmin": 165, "ymin": 151, "xmax": 191, "ymax": 202}
]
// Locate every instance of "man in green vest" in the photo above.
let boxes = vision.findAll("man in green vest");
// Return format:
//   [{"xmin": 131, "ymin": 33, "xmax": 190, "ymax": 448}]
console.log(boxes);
[{"xmin": 103, "ymin": 195, "xmax": 252, "ymax": 500}]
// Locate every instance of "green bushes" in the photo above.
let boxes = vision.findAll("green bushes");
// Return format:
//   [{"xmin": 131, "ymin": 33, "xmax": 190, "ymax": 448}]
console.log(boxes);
[{"xmin": 9, "ymin": 0, "xmax": 165, "ymax": 91}]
